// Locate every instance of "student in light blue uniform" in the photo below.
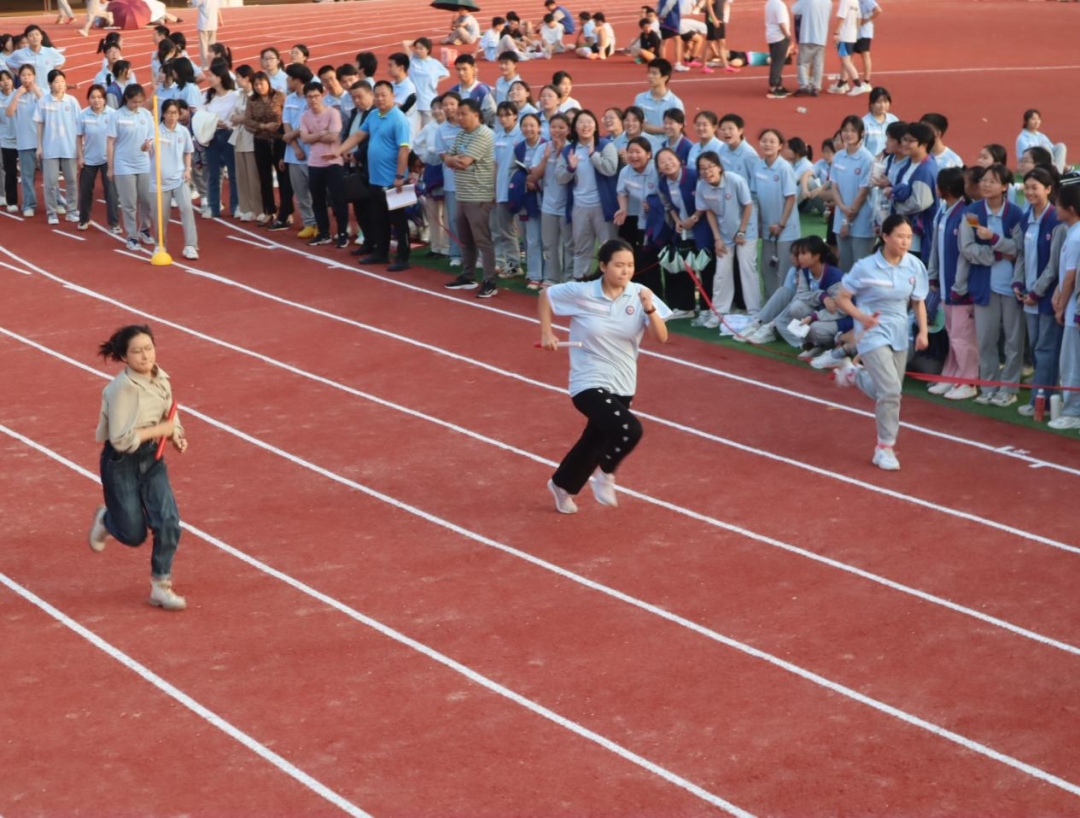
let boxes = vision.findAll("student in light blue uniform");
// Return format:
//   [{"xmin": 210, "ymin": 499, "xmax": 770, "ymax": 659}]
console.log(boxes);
[
  {"xmin": 694, "ymin": 150, "xmax": 758, "ymax": 318},
  {"xmin": 492, "ymin": 101, "xmax": 523, "ymax": 276},
  {"xmin": 1049, "ymin": 186, "xmax": 1080, "ymax": 429},
  {"xmin": 632, "ymin": 58, "xmax": 683, "ymax": 151},
  {"xmin": 861, "ymin": 86, "xmax": 897, "ymax": 159},
  {"xmin": 279, "ymin": 63, "xmax": 316, "ymax": 235},
  {"xmin": 433, "ymin": 91, "xmax": 464, "ymax": 263},
  {"xmin": 5, "ymin": 64, "xmax": 45, "ymax": 215},
  {"xmin": 1016, "ymin": 108, "xmax": 1067, "ymax": 175},
  {"xmin": 1012, "ymin": 167, "xmax": 1064, "ymax": 416},
  {"xmin": 687, "ymin": 110, "xmax": 723, "ymax": 174},
  {"xmin": 0, "ymin": 69, "xmax": 20, "ymax": 210},
  {"xmin": 7, "ymin": 26, "xmax": 65, "ymax": 79},
  {"xmin": 614, "ymin": 135, "xmax": 658, "ymax": 294},
  {"xmin": 151, "ymin": 98, "xmax": 199, "ymax": 259},
  {"xmin": 260, "ymin": 48, "xmax": 288, "ymax": 95},
  {"xmin": 831, "ymin": 114, "xmax": 875, "ymax": 270},
  {"xmin": 556, "ymin": 109, "xmax": 620, "ymax": 280},
  {"xmin": 956, "ymin": 163, "xmax": 1025, "ymax": 407},
  {"xmin": 834, "ymin": 214, "xmax": 929, "ymax": 471},
  {"xmin": 106, "ymin": 83, "xmax": 156, "ymax": 251},
  {"xmin": 512, "ymin": 113, "xmax": 546, "ymax": 287},
  {"xmin": 754, "ymin": 128, "xmax": 800, "ymax": 298},
  {"xmin": 409, "ymin": 37, "xmax": 450, "ymax": 128},
  {"xmin": 33, "ymin": 68, "xmax": 80, "ymax": 224},
  {"xmin": 75, "ymin": 84, "xmax": 118, "ymax": 231},
  {"xmin": 531, "ymin": 111, "xmax": 572, "ymax": 284},
  {"xmin": 387, "ymin": 52, "xmax": 420, "ymax": 136},
  {"xmin": 538, "ymin": 238, "xmax": 671, "ymax": 514}
]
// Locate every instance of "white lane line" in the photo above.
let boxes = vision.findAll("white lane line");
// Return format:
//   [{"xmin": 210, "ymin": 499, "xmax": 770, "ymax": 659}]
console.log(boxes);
[
  {"xmin": 227, "ymin": 235, "xmax": 276, "ymax": 251},
  {"xmin": 4, "ymin": 264, "xmax": 1080, "ymax": 657},
  {"xmin": 219, "ymin": 220, "xmax": 1080, "ymax": 479},
  {"xmin": 0, "ymin": 261, "xmax": 32, "ymax": 276},
  {"xmin": 24, "ymin": 236, "xmax": 1076, "ymax": 561},
  {"xmin": 51, "ymin": 229, "xmax": 86, "ymax": 241},
  {"xmin": 0, "ymin": 210, "xmax": 24, "ymax": 222},
  {"xmin": 0, "ymin": 425, "xmax": 755, "ymax": 818},
  {"xmin": 0, "ymin": 571, "xmax": 374, "ymax": 818},
  {"xmin": 2, "ymin": 420, "xmax": 1079, "ymax": 805}
]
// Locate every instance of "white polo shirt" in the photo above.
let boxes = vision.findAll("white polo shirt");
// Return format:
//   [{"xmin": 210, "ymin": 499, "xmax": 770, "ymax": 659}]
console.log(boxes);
[{"xmin": 546, "ymin": 279, "xmax": 672, "ymax": 397}]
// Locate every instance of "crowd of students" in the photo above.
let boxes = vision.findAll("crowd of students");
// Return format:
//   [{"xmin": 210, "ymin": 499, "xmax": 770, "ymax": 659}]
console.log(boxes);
[{"xmin": 1, "ymin": 3, "xmax": 1077, "ymax": 458}]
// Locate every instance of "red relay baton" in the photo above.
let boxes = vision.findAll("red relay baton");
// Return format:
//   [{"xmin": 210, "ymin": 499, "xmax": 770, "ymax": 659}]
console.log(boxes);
[{"xmin": 155, "ymin": 401, "xmax": 178, "ymax": 461}]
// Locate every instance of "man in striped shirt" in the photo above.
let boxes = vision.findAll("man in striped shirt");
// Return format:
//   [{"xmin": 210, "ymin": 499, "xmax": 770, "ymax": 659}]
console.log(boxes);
[{"xmin": 443, "ymin": 99, "xmax": 498, "ymax": 298}]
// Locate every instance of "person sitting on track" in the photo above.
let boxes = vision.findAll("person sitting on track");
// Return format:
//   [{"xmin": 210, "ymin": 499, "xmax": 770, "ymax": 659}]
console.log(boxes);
[
  {"xmin": 443, "ymin": 7, "xmax": 482, "ymax": 46},
  {"xmin": 539, "ymin": 238, "xmax": 671, "ymax": 514},
  {"xmin": 89, "ymin": 324, "xmax": 189, "ymax": 611}
]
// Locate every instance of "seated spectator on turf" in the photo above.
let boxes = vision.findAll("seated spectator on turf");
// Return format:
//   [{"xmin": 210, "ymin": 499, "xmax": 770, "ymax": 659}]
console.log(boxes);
[
  {"xmin": 574, "ymin": 11, "xmax": 595, "ymax": 57},
  {"xmin": 331, "ymin": 80, "xmax": 413, "ymax": 271},
  {"xmin": 443, "ymin": 98, "xmax": 499, "ymax": 297},
  {"xmin": 443, "ymin": 8, "xmax": 481, "ymax": 45},
  {"xmin": 538, "ymin": 14, "xmax": 566, "ymax": 57},
  {"xmin": 629, "ymin": 17, "xmax": 661, "ymax": 63},
  {"xmin": 1016, "ymin": 108, "xmax": 1068, "ymax": 174},
  {"xmin": 479, "ymin": 17, "xmax": 506, "ymax": 61},
  {"xmin": 543, "ymin": 0, "xmax": 575, "ymax": 36}
]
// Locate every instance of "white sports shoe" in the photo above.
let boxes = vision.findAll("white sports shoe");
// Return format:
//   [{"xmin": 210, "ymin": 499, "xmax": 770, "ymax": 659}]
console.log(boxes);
[
  {"xmin": 88, "ymin": 505, "xmax": 107, "ymax": 552},
  {"xmin": 148, "ymin": 578, "xmax": 187, "ymax": 611},
  {"xmin": 732, "ymin": 320, "xmax": 760, "ymax": 343},
  {"xmin": 182, "ymin": 245, "xmax": 199, "ymax": 260},
  {"xmin": 833, "ymin": 357, "xmax": 860, "ymax": 387},
  {"xmin": 65, "ymin": 212, "xmax": 80, "ymax": 223},
  {"xmin": 47, "ymin": 214, "xmax": 60, "ymax": 225},
  {"xmin": 927, "ymin": 381, "xmax": 952, "ymax": 395},
  {"xmin": 1048, "ymin": 415, "xmax": 1080, "ymax": 430},
  {"xmin": 589, "ymin": 468, "xmax": 618, "ymax": 507},
  {"xmin": 547, "ymin": 479, "xmax": 578, "ymax": 514},
  {"xmin": 748, "ymin": 323, "xmax": 777, "ymax": 344},
  {"xmin": 943, "ymin": 384, "xmax": 977, "ymax": 401},
  {"xmin": 872, "ymin": 445, "xmax": 901, "ymax": 471}
]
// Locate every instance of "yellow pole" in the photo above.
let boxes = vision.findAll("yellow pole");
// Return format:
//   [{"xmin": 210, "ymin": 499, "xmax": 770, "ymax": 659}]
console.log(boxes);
[{"xmin": 150, "ymin": 94, "xmax": 172, "ymax": 267}]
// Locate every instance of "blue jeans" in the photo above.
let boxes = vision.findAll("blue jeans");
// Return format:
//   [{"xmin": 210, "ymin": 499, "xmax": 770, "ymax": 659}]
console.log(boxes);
[
  {"xmin": 523, "ymin": 215, "xmax": 543, "ymax": 281},
  {"xmin": 1026, "ymin": 312, "xmax": 1063, "ymax": 403},
  {"xmin": 205, "ymin": 129, "xmax": 238, "ymax": 217},
  {"xmin": 444, "ymin": 189, "xmax": 461, "ymax": 259},
  {"xmin": 18, "ymin": 148, "xmax": 37, "ymax": 211},
  {"xmin": 100, "ymin": 441, "xmax": 181, "ymax": 579}
]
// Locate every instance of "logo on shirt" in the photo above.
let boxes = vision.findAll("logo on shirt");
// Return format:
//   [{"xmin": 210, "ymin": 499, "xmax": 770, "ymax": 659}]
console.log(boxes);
[
  {"xmin": 773, "ymin": 174, "xmax": 779, "ymax": 182},
  {"xmin": 854, "ymin": 167, "xmax": 862, "ymax": 176},
  {"xmin": 625, "ymin": 305, "xmax": 636, "ymax": 315},
  {"xmin": 724, "ymin": 193, "xmax": 732, "ymax": 200},
  {"xmin": 908, "ymin": 277, "xmax": 916, "ymax": 285}
]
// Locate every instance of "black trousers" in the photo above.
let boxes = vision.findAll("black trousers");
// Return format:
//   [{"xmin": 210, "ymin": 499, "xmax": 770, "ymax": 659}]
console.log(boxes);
[
  {"xmin": 552, "ymin": 389, "xmax": 643, "ymax": 495},
  {"xmin": 365, "ymin": 186, "xmax": 411, "ymax": 261},
  {"xmin": 274, "ymin": 141, "xmax": 296, "ymax": 222},
  {"xmin": 769, "ymin": 38, "xmax": 789, "ymax": 88},
  {"xmin": 2, "ymin": 147, "xmax": 18, "ymax": 204},
  {"xmin": 253, "ymin": 138, "xmax": 278, "ymax": 215},
  {"xmin": 308, "ymin": 164, "xmax": 348, "ymax": 237},
  {"xmin": 78, "ymin": 163, "xmax": 119, "ymax": 228}
]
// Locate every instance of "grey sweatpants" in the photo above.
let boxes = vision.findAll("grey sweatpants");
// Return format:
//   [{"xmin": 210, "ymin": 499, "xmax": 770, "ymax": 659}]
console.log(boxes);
[
  {"xmin": 114, "ymin": 172, "xmax": 152, "ymax": 240},
  {"xmin": 43, "ymin": 156, "xmax": 77, "ymax": 218},
  {"xmin": 152, "ymin": 184, "xmax": 199, "ymax": 249},
  {"xmin": 760, "ymin": 237, "xmax": 793, "ymax": 300},
  {"xmin": 1060, "ymin": 326, "xmax": 1080, "ymax": 417},
  {"xmin": 288, "ymin": 162, "xmax": 315, "ymax": 227},
  {"xmin": 541, "ymin": 212, "xmax": 573, "ymax": 283},
  {"xmin": 838, "ymin": 235, "xmax": 874, "ymax": 274},
  {"xmin": 974, "ymin": 292, "xmax": 1025, "ymax": 396},
  {"xmin": 855, "ymin": 345, "xmax": 908, "ymax": 447},
  {"xmin": 571, "ymin": 204, "xmax": 616, "ymax": 280},
  {"xmin": 491, "ymin": 201, "xmax": 520, "ymax": 270},
  {"xmin": 457, "ymin": 200, "xmax": 496, "ymax": 284},
  {"xmin": 797, "ymin": 43, "xmax": 825, "ymax": 91}
]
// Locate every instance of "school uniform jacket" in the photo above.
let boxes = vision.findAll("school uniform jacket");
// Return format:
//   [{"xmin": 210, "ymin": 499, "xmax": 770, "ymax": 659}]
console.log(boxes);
[
  {"xmin": 927, "ymin": 200, "xmax": 966, "ymax": 305},
  {"xmin": 555, "ymin": 137, "xmax": 619, "ymax": 221},
  {"xmin": 645, "ymin": 166, "xmax": 712, "ymax": 249},
  {"xmin": 507, "ymin": 137, "xmax": 545, "ymax": 219},
  {"xmin": 1013, "ymin": 206, "xmax": 1065, "ymax": 316},
  {"xmin": 954, "ymin": 200, "xmax": 1023, "ymax": 306},
  {"xmin": 890, "ymin": 155, "xmax": 939, "ymax": 262}
]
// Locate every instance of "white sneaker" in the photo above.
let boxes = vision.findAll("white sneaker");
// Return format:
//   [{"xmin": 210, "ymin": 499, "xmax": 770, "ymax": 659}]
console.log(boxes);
[
  {"xmin": 872, "ymin": 445, "xmax": 901, "ymax": 471},
  {"xmin": 811, "ymin": 348, "xmax": 847, "ymax": 370},
  {"xmin": 827, "ymin": 82, "xmax": 849, "ymax": 95},
  {"xmin": 673, "ymin": 63, "xmax": 690, "ymax": 72},
  {"xmin": 943, "ymin": 384, "xmax": 977, "ymax": 401},
  {"xmin": 702, "ymin": 312, "xmax": 721, "ymax": 329},
  {"xmin": 990, "ymin": 392, "xmax": 1017, "ymax": 407},
  {"xmin": 748, "ymin": 324, "xmax": 776, "ymax": 344},
  {"xmin": 449, "ymin": 258, "xmax": 462, "ymax": 267},
  {"xmin": 833, "ymin": 357, "xmax": 860, "ymax": 387},
  {"xmin": 148, "ymin": 578, "xmax": 187, "ymax": 611},
  {"xmin": 667, "ymin": 308, "xmax": 694, "ymax": 320},
  {"xmin": 547, "ymin": 478, "xmax": 578, "ymax": 514},
  {"xmin": 22, "ymin": 209, "xmax": 34, "ymax": 218},
  {"xmin": 1048, "ymin": 415, "xmax": 1080, "ymax": 430},
  {"xmin": 589, "ymin": 468, "xmax": 618, "ymax": 507},
  {"xmin": 974, "ymin": 390, "xmax": 996, "ymax": 405},
  {"xmin": 256, "ymin": 213, "xmax": 271, "ymax": 224},
  {"xmin": 241, "ymin": 211, "xmax": 255, "ymax": 222},
  {"xmin": 55, "ymin": 205, "xmax": 65, "ymax": 215},
  {"xmin": 732, "ymin": 320, "xmax": 760, "ymax": 343},
  {"xmin": 1017, "ymin": 403, "xmax": 1036, "ymax": 417},
  {"xmin": 798, "ymin": 346, "xmax": 823, "ymax": 361},
  {"xmin": 47, "ymin": 214, "xmax": 60, "ymax": 225},
  {"xmin": 6, "ymin": 204, "xmax": 18, "ymax": 213},
  {"xmin": 927, "ymin": 381, "xmax": 952, "ymax": 395},
  {"xmin": 201, "ymin": 208, "xmax": 214, "ymax": 220},
  {"xmin": 182, "ymin": 245, "xmax": 199, "ymax": 260},
  {"xmin": 88, "ymin": 505, "xmax": 107, "ymax": 552},
  {"xmin": 690, "ymin": 311, "xmax": 711, "ymax": 327},
  {"xmin": 65, "ymin": 212, "xmax": 80, "ymax": 223}
]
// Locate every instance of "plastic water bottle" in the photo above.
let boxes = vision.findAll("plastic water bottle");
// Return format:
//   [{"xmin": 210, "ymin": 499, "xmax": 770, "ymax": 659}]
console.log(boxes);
[
  {"xmin": 1050, "ymin": 394, "xmax": 1063, "ymax": 421},
  {"xmin": 1034, "ymin": 394, "xmax": 1046, "ymax": 423}
]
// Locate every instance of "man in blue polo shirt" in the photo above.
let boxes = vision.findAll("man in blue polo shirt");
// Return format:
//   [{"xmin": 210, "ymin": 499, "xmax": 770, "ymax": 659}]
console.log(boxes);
[{"xmin": 333, "ymin": 80, "xmax": 412, "ymax": 271}]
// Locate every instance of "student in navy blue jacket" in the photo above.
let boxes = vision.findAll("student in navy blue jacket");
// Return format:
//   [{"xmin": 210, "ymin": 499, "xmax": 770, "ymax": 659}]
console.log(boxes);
[
  {"xmin": 647, "ymin": 146, "xmax": 710, "ymax": 317},
  {"xmin": 926, "ymin": 167, "xmax": 978, "ymax": 401},
  {"xmin": 890, "ymin": 122, "xmax": 939, "ymax": 265},
  {"xmin": 555, "ymin": 109, "xmax": 619, "ymax": 280},
  {"xmin": 955, "ymin": 163, "xmax": 1025, "ymax": 407},
  {"xmin": 1013, "ymin": 166, "xmax": 1066, "ymax": 416}
]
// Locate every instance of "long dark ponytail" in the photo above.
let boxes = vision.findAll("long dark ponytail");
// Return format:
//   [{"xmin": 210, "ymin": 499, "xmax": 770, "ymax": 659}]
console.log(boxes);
[{"xmin": 99, "ymin": 325, "xmax": 154, "ymax": 362}]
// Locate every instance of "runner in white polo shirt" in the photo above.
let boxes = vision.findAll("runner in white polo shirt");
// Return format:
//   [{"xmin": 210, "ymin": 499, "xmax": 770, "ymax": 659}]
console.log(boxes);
[{"xmin": 538, "ymin": 238, "xmax": 672, "ymax": 514}]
